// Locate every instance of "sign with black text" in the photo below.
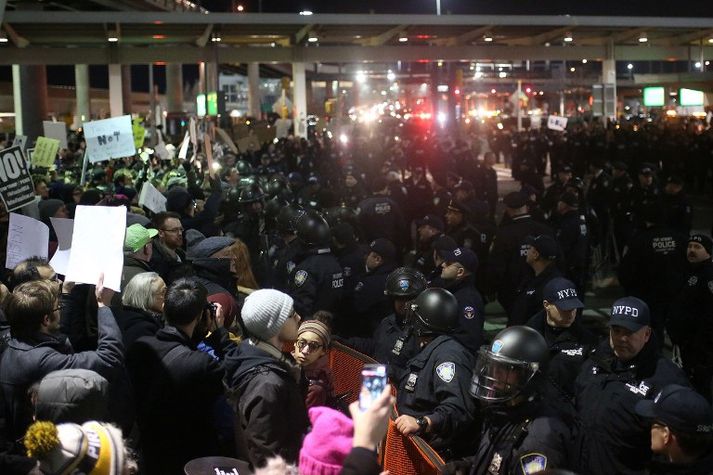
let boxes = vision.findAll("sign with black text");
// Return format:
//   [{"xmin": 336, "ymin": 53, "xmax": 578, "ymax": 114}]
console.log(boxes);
[
  {"xmin": 0, "ymin": 146, "xmax": 35, "ymax": 212},
  {"xmin": 83, "ymin": 115, "xmax": 136, "ymax": 162}
]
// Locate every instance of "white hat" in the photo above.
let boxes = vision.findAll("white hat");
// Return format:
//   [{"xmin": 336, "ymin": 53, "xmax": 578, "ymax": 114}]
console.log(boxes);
[{"xmin": 241, "ymin": 289, "xmax": 294, "ymax": 341}]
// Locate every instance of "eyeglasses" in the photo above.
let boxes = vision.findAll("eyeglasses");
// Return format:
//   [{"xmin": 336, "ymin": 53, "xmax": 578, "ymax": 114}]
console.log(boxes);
[
  {"xmin": 161, "ymin": 228, "xmax": 184, "ymax": 234},
  {"xmin": 295, "ymin": 339, "xmax": 323, "ymax": 353},
  {"xmin": 53, "ymin": 303, "xmax": 65, "ymax": 312}
]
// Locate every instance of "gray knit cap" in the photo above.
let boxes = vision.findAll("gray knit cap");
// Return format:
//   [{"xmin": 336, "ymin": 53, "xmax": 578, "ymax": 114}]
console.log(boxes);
[{"xmin": 241, "ymin": 288, "xmax": 295, "ymax": 341}]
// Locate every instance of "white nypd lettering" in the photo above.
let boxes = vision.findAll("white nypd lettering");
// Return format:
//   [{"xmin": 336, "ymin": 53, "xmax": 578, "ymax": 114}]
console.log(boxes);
[
  {"xmin": 612, "ymin": 305, "xmax": 639, "ymax": 317},
  {"xmin": 556, "ymin": 288, "xmax": 578, "ymax": 299}
]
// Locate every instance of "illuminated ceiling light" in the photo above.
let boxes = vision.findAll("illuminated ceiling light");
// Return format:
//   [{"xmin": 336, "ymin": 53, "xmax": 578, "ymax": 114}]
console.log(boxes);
[
  {"xmin": 706, "ymin": 61, "xmax": 711, "ymax": 66},
  {"xmin": 582, "ymin": 58, "xmax": 588, "ymax": 64},
  {"xmin": 307, "ymin": 35, "xmax": 318, "ymax": 43},
  {"xmin": 483, "ymin": 35, "xmax": 493, "ymax": 42},
  {"xmin": 387, "ymin": 70, "xmax": 396, "ymax": 81},
  {"xmin": 563, "ymin": 33, "xmax": 573, "ymax": 43},
  {"xmin": 627, "ymin": 63, "xmax": 634, "ymax": 70},
  {"xmin": 570, "ymin": 67, "xmax": 575, "ymax": 72},
  {"xmin": 398, "ymin": 36, "xmax": 408, "ymax": 43},
  {"xmin": 695, "ymin": 61, "xmax": 702, "ymax": 68},
  {"xmin": 236, "ymin": 4, "xmax": 244, "ymax": 11},
  {"xmin": 709, "ymin": 38, "xmax": 713, "ymax": 44},
  {"xmin": 498, "ymin": 71, "xmax": 507, "ymax": 78},
  {"xmin": 490, "ymin": 88, "xmax": 497, "ymax": 94},
  {"xmin": 0, "ymin": 32, "xmax": 8, "ymax": 43},
  {"xmin": 299, "ymin": 10, "xmax": 313, "ymax": 15},
  {"xmin": 638, "ymin": 32, "xmax": 648, "ymax": 43},
  {"xmin": 107, "ymin": 30, "xmax": 119, "ymax": 43},
  {"xmin": 437, "ymin": 60, "xmax": 443, "ymax": 67},
  {"xmin": 211, "ymin": 35, "xmax": 222, "ymax": 42}
]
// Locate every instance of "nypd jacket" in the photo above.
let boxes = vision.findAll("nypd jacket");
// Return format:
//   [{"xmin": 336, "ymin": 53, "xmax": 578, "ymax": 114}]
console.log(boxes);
[
  {"xmin": 574, "ymin": 340, "xmax": 689, "ymax": 475},
  {"xmin": 288, "ymin": 248, "xmax": 344, "ymax": 319},
  {"xmin": 443, "ymin": 275, "xmax": 486, "ymax": 353},
  {"xmin": 465, "ymin": 400, "xmax": 574, "ymax": 475},
  {"xmin": 396, "ymin": 335, "xmax": 476, "ymax": 457},
  {"xmin": 508, "ymin": 263, "xmax": 563, "ymax": 327},
  {"xmin": 526, "ymin": 310, "xmax": 598, "ymax": 400}
]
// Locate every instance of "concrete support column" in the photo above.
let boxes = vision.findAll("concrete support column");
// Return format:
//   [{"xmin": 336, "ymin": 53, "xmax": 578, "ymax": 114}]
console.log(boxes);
[
  {"xmin": 75, "ymin": 64, "xmax": 91, "ymax": 124},
  {"xmin": 247, "ymin": 62, "xmax": 261, "ymax": 118},
  {"xmin": 198, "ymin": 62, "xmax": 206, "ymax": 94},
  {"xmin": 108, "ymin": 64, "xmax": 123, "ymax": 117},
  {"xmin": 206, "ymin": 62, "xmax": 219, "ymax": 93},
  {"xmin": 121, "ymin": 65, "xmax": 132, "ymax": 115},
  {"xmin": 165, "ymin": 63, "xmax": 184, "ymax": 113},
  {"xmin": 602, "ymin": 59, "xmax": 617, "ymax": 119},
  {"xmin": 12, "ymin": 64, "xmax": 49, "ymax": 138},
  {"xmin": 292, "ymin": 62, "xmax": 307, "ymax": 138}
]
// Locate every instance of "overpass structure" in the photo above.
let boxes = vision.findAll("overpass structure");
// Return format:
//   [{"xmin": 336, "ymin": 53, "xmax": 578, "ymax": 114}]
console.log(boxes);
[{"xmin": 2, "ymin": 1, "xmax": 713, "ymax": 136}]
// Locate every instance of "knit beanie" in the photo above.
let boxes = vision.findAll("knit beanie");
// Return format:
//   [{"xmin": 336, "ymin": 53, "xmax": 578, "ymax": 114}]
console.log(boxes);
[
  {"xmin": 299, "ymin": 406, "xmax": 354, "ymax": 475},
  {"xmin": 24, "ymin": 420, "xmax": 125, "ymax": 475},
  {"xmin": 298, "ymin": 321, "xmax": 331, "ymax": 348},
  {"xmin": 689, "ymin": 234, "xmax": 713, "ymax": 256},
  {"xmin": 241, "ymin": 289, "xmax": 294, "ymax": 341}
]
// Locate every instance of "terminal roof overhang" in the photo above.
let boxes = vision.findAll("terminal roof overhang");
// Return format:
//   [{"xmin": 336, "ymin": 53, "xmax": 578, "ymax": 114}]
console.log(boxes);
[{"xmin": 1, "ymin": 12, "xmax": 713, "ymax": 65}]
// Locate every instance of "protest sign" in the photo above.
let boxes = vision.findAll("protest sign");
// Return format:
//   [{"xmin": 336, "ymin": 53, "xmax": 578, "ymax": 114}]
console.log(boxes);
[
  {"xmin": 5, "ymin": 213, "xmax": 49, "ymax": 270},
  {"xmin": 42, "ymin": 121, "xmax": 68, "ymax": 149},
  {"xmin": 138, "ymin": 182, "xmax": 167, "ymax": 214},
  {"xmin": 237, "ymin": 136, "xmax": 260, "ymax": 153},
  {"xmin": 48, "ymin": 217, "xmax": 74, "ymax": 276},
  {"xmin": 178, "ymin": 131, "xmax": 190, "ymax": 160},
  {"xmin": 32, "ymin": 136, "xmax": 60, "ymax": 168},
  {"xmin": 547, "ymin": 115, "xmax": 568, "ymax": 132},
  {"xmin": 83, "ymin": 115, "xmax": 135, "ymax": 162},
  {"xmin": 133, "ymin": 118, "xmax": 146, "ymax": 149},
  {"xmin": 154, "ymin": 132, "xmax": 170, "ymax": 160},
  {"xmin": 65, "ymin": 205, "xmax": 126, "ymax": 292},
  {"xmin": 0, "ymin": 145, "xmax": 35, "ymax": 212},
  {"xmin": 215, "ymin": 127, "xmax": 237, "ymax": 154}
]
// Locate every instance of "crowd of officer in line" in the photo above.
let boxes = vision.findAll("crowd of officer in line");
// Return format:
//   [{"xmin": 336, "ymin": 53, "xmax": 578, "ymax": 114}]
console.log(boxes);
[{"xmin": 0, "ymin": 115, "xmax": 711, "ymax": 474}]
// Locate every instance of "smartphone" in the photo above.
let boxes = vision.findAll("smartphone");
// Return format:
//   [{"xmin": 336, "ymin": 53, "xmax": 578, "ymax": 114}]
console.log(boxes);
[{"xmin": 359, "ymin": 364, "xmax": 388, "ymax": 411}]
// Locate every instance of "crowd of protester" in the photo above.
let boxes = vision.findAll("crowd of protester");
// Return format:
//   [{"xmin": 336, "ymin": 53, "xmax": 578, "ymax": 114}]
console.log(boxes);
[{"xmin": 0, "ymin": 114, "xmax": 711, "ymax": 474}]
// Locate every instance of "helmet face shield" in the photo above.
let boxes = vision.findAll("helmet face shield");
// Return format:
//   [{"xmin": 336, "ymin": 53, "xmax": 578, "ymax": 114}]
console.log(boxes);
[{"xmin": 470, "ymin": 347, "xmax": 538, "ymax": 403}]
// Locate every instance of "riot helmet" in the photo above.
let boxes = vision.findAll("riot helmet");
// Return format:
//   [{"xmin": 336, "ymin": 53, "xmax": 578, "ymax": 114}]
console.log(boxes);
[
  {"xmin": 295, "ymin": 208, "xmax": 331, "ymax": 248},
  {"xmin": 410, "ymin": 288, "xmax": 459, "ymax": 337},
  {"xmin": 236, "ymin": 184, "xmax": 265, "ymax": 204},
  {"xmin": 235, "ymin": 160, "xmax": 254, "ymax": 176},
  {"xmin": 384, "ymin": 267, "xmax": 427, "ymax": 299},
  {"xmin": 276, "ymin": 204, "xmax": 305, "ymax": 235},
  {"xmin": 470, "ymin": 326, "xmax": 548, "ymax": 404}
]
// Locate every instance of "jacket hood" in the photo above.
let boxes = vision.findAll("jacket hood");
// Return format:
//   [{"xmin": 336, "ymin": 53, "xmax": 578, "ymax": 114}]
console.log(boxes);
[
  {"xmin": 226, "ymin": 340, "xmax": 291, "ymax": 388},
  {"xmin": 191, "ymin": 257, "xmax": 236, "ymax": 292},
  {"xmin": 34, "ymin": 369, "xmax": 109, "ymax": 424}
]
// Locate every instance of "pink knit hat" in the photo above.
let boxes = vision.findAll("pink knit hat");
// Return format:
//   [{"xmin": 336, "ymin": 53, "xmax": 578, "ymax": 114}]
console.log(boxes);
[{"xmin": 299, "ymin": 406, "xmax": 354, "ymax": 475}]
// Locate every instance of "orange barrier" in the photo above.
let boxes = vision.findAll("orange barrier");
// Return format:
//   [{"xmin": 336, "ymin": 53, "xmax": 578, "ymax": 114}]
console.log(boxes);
[
  {"xmin": 327, "ymin": 340, "xmax": 377, "ymax": 404},
  {"xmin": 380, "ymin": 406, "xmax": 446, "ymax": 475}
]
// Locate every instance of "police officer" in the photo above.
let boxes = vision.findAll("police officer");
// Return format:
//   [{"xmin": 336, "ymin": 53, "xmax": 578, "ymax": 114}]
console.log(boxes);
[
  {"xmin": 574, "ymin": 297, "xmax": 689, "ymax": 475},
  {"xmin": 553, "ymin": 192, "xmax": 589, "ymax": 292},
  {"xmin": 618, "ymin": 203, "xmax": 687, "ymax": 345},
  {"xmin": 394, "ymin": 288, "xmax": 476, "ymax": 459},
  {"xmin": 406, "ymin": 214, "xmax": 446, "ymax": 276},
  {"xmin": 667, "ymin": 234, "xmax": 713, "ymax": 401},
  {"xmin": 344, "ymin": 238, "xmax": 398, "ymax": 338},
  {"xmin": 586, "ymin": 159, "xmax": 611, "ymax": 245},
  {"xmin": 439, "ymin": 247, "xmax": 485, "ymax": 353},
  {"xmin": 630, "ymin": 164, "xmax": 661, "ymax": 230},
  {"xmin": 343, "ymin": 267, "xmax": 426, "ymax": 381},
  {"xmin": 450, "ymin": 326, "xmax": 574, "ymax": 475},
  {"xmin": 445, "ymin": 200, "xmax": 490, "ymax": 269},
  {"xmin": 634, "ymin": 384, "xmax": 713, "ymax": 474},
  {"xmin": 526, "ymin": 277, "xmax": 597, "ymax": 400},
  {"xmin": 509, "ymin": 235, "xmax": 563, "ymax": 327},
  {"xmin": 288, "ymin": 209, "xmax": 344, "ymax": 319},
  {"xmin": 490, "ymin": 192, "xmax": 554, "ymax": 317},
  {"xmin": 356, "ymin": 176, "xmax": 407, "ymax": 248},
  {"xmin": 610, "ymin": 161, "xmax": 635, "ymax": 257},
  {"xmin": 331, "ymin": 221, "xmax": 367, "ymax": 302},
  {"xmin": 661, "ymin": 175, "xmax": 693, "ymax": 236},
  {"xmin": 270, "ymin": 204, "xmax": 304, "ymax": 291},
  {"xmin": 541, "ymin": 164, "xmax": 573, "ymax": 217}
]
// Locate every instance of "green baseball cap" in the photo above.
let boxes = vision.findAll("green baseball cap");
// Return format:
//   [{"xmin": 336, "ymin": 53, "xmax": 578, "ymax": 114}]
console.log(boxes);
[{"xmin": 124, "ymin": 223, "xmax": 158, "ymax": 253}]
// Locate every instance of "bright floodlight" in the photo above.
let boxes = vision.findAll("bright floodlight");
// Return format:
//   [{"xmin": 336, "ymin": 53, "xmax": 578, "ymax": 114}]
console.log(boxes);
[
  {"xmin": 563, "ymin": 33, "xmax": 573, "ymax": 42},
  {"xmin": 356, "ymin": 71, "xmax": 367, "ymax": 83},
  {"xmin": 398, "ymin": 36, "xmax": 408, "ymax": 43},
  {"xmin": 639, "ymin": 33, "xmax": 648, "ymax": 43},
  {"xmin": 308, "ymin": 36, "xmax": 318, "ymax": 43},
  {"xmin": 299, "ymin": 10, "xmax": 313, "ymax": 15},
  {"xmin": 387, "ymin": 70, "xmax": 396, "ymax": 82},
  {"xmin": 339, "ymin": 134, "xmax": 348, "ymax": 144},
  {"xmin": 483, "ymin": 35, "xmax": 493, "ymax": 42}
]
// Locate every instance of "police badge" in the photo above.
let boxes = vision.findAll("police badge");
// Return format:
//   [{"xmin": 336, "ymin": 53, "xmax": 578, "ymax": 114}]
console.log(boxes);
[
  {"xmin": 464, "ymin": 306, "xmax": 475, "ymax": 320},
  {"xmin": 436, "ymin": 362, "xmax": 456, "ymax": 383},
  {"xmin": 519, "ymin": 453, "xmax": 547, "ymax": 475},
  {"xmin": 294, "ymin": 270, "xmax": 308, "ymax": 287}
]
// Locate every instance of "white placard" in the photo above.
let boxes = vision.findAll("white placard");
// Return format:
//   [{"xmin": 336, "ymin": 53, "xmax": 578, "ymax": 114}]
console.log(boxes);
[
  {"xmin": 138, "ymin": 182, "xmax": 167, "ymax": 214},
  {"xmin": 83, "ymin": 115, "xmax": 136, "ymax": 163},
  {"xmin": 48, "ymin": 217, "xmax": 74, "ymax": 275},
  {"xmin": 547, "ymin": 115, "xmax": 568, "ymax": 132},
  {"xmin": 12, "ymin": 135, "xmax": 27, "ymax": 150},
  {"xmin": 154, "ymin": 132, "xmax": 170, "ymax": 160},
  {"xmin": 5, "ymin": 213, "xmax": 49, "ymax": 270},
  {"xmin": 65, "ymin": 205, "xmax": 126, "ymax": 291},
  {"xmin": 177, "ymin": 131, "xmax": 190, "ymax": 160},
  {"xmin": 42, "ymin": 121, "xmax": 68, "ymax": 149}
]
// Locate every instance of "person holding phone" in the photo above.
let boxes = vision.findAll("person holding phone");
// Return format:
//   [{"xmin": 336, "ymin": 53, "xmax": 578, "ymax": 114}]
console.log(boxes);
[{"xmin": 394, "ymin": 288, "xmax": 477, "ymax": 460}]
